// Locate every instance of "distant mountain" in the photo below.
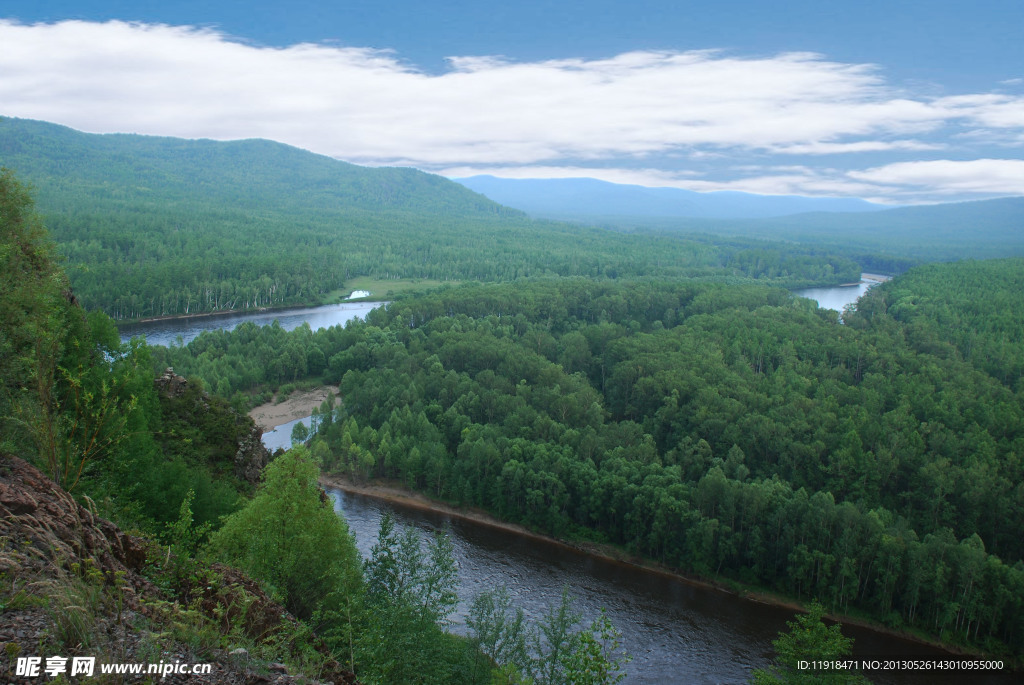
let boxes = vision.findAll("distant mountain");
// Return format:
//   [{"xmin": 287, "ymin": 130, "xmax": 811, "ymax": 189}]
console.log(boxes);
[
  {"xmin": 455, "ymin": 175, "xmax": 1024, "ymax": 266},
  {"xmin": 633, "ymin": 197, "xmax": 1024, "ymax": 266},
  {"xmin": 454, "ymin": 175, "xmax": 887, "ymax": 220}
]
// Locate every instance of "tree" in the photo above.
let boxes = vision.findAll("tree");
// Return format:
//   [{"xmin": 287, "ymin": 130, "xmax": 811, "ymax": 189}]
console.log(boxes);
[
  {"xmin": 561, "ymin": 609, "xmax": 630, "ymax": 685},
  {"xmin": 751, "ymin": 601, "xmax": 868, "ymax": 684},
  {"xmin": 355, "ymin": 512, "xmax": 474, "ymax": 684},
  {"xmin": 0, "ymin": 168, "xmax": 139, "ymax": 491},
  {"xmin": 290, "ymin": 420, "xmax": 310, "ymax": 445},
  {"xmin": 467, "ymin": 586, "xmax": 532, "ymax": 680},
  {"xmin": 469, "ymin": 586, "xmax": 630, "ymax": 685},
  {"xmin": 206, "ymin": 446, "xmax": 362, "ymax": 621}
]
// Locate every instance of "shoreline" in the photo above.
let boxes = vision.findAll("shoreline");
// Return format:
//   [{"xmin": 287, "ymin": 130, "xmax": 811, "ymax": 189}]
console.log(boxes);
[
  {"xmin": 319, "ymin": 472, "xmax": 996, "ymax": 662},
  {"xmin": 861, "ymin": 272, "xmax": 892, "ymax": 283},
  {"xmin": 116, "ymin": 303, "xmax": 303, "ymax": 325},
  {"xmin": 115, "ymin": 299, "xmax": 386, "ymax": 325},
  {"xmin": 249, "ymin": 386, "xmax": 339, "ymax": 431}
]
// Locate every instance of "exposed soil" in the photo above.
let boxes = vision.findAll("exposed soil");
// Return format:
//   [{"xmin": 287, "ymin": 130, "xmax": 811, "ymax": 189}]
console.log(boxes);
[
  {"xmin": 0, "ymin": 454, "xmax": 356, "ymax": 684},
  {"xmin": 249, "ymin": 386, "xmax": 339, "ymax": 431}
]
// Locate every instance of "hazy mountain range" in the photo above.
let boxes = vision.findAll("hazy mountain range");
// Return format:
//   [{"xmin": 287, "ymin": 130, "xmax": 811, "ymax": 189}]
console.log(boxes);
[
  {"xmin": 455, "ymin": 175, "xmax": 1024, "ymax": 262},
  {"xmin": 455, "ymin": 175, "xmax": 889, "ymax": 220},
  {"xmin": 2, "ymin": 116, "xmax": 1021, "ymax": 280}
]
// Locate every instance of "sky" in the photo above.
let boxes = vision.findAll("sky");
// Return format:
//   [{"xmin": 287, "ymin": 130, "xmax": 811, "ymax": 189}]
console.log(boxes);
[{"xmin": 1, "ymin": 1, "xmax": 1022, "ymax": 203}]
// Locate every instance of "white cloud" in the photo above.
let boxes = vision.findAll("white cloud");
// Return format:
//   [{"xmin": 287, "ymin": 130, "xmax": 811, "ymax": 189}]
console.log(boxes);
[
  {"xmin": 0, "ymin": 19, "xmax": 1022, "ymax": 202},
  {"xmin": 768, "ymin": 140, "xmax": 943, "ymax": 155},
  {"xmin": 848, "ymin": 159, "xmax": 1024, "ymax": 195}
]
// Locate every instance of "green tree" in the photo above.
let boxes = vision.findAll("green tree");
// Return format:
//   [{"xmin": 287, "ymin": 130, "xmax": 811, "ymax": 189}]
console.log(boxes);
[
  {"xmin": 356, "ymin": 512, "xmax": 476, "ymax": 684},
  {"xmin": 291, "ymin": 420, "xmax": 310, "ymax": 445},
  {"xmin": 206, "ymin": 446, "xmax": 362, "ymax": 621},
  {"xmin": 467, "ymin": 586, "xmax": 532, "ymax": 681},
  {"xmin": 751, "ymin": 601, "xmax": 868, "ymax": 684}
]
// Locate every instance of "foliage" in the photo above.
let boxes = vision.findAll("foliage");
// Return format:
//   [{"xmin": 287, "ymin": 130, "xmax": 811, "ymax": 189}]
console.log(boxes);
[
  {"xmin": 291, "ymin": 421, "xmax": 310, "ymax": 445},
  {"xmin": 467, "ymin": 586, "xmax": 532, "ymax": 678},
  {"xmin": 355, "ymin": 512, "xmax": 479, "ymax": 684},
  {"xmin": 206, "ymin": 446, "xmax": 362, "ymax": 622},
  {"xmin": 162, "ymin": 272, "xmax": 1024, "ymax": 655},
  {"xmin": 468, "ymin": 587, "xmax": 629, "ymax": 685},
  {"xmin": 852, "ymin": 258, "xmax": 1024, "ymax": 390},
  {"xmin": 751, "ymin": 601, "xmax": 868, "ymax": 684},
  {"xmin": 3, "ymin": 118, "xmax": 860, "ymax": 320}
]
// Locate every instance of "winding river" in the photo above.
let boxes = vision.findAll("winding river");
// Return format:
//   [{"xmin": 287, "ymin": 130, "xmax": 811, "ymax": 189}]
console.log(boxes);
[{"xmin": 122, "ymin": 279, "xmax": 1015, "ymax": 683}]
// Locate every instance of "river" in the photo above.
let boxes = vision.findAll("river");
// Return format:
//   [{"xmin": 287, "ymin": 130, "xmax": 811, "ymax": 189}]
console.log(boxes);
[
  {"xmin": 324, "ymin": 486, "xmax": 1011, "ymax": 685},
  {"xmin": 121, "ymin": 284, "xmax": 1013, "ymax": 683},
  {"xmin": 793, "ymin": 274, "xmax": 888, "ymax": 314},
  {"xmin": 117, "ymin": 300, "xmax": 381, "ymax": 347},
  {"xmin": 119, "ymin": 276, "xmax": 881, "ymax": 348}
]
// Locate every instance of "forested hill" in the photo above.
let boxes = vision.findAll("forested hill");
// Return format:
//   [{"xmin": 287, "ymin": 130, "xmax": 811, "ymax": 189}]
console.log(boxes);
[
  {"xmin": 155, "ymin": 260, "xmax": 1024, "ymax": 658},
  {"xmin": 0, "ymin": 117, "xmax": 519, "ymax": 218},
  {"xmin": 0, "ymin": 116, "xmax": 861, "ymax": 320}
]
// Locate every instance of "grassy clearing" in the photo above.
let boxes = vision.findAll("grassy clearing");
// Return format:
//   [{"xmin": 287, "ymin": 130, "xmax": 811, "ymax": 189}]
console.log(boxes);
[{"xmin": 321, "ymin": 277, "xmax": 457, "ymax": 303}]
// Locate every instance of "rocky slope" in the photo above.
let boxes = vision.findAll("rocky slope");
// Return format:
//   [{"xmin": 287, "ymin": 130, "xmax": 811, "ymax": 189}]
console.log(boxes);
[{"xmin": 0, "ymin": 454, "xmax": 355, "ymax": 684}]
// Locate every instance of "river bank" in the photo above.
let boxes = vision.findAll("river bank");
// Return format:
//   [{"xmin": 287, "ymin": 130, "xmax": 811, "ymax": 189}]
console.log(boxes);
[
  {"xmin": 116, "ymin": 303, "xmax": 308, "ymax": 325},
  {"xmin": 250, "ymin": 386, "xmax": 339, "ymax": 431},
  {"xmin": 318, "ymin": 473, "xmax": 991, "ymax": 665}
]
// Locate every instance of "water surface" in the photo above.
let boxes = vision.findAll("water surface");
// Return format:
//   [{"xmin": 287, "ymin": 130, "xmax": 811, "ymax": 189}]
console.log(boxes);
[
  {"xmin": 326, "ymin": 487, "xmax": 1011, "ymax": 685},
  {"xmin": 118, "ymin": 301, "xmax": 381, "ymax": 347}
]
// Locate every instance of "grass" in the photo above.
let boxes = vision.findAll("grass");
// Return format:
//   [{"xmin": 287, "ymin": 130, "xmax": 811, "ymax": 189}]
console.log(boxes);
[{"xmin": 321, "ymin": 277, "xmax": 457, "ymax": 304}]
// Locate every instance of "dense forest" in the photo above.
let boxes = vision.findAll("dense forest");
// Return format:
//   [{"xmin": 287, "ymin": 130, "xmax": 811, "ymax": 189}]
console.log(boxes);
[
  {"xmin": 156, "ymin": 263, "xmax": 1024, "ymax": 659},
  {"xmin": 2, "ymin": 169, "xmax": 641, "ymax": 683},
  {"xmin": 0, "ymin": 117, "xmax": 863, "ymax": 319},
  {"xmin": 5, "ymin": 116, "xmax": 1024, "ymax": 678}
]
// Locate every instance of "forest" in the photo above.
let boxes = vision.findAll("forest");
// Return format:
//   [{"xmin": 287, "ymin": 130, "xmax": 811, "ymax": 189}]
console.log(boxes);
[
  {"xmin": 153, "ymin": 262, "xmax": 1024, "ymax": 659},
  {"xmin": 1, "ymin": 117, "xmax": 863, "ymax": 319},
  {"xmin": 1, "ymin": 168, "xmax": 638, "ymax": 684},
  {"xmin": 4, "ymin": 117, "xmax": 1024, "ymax": 678}
]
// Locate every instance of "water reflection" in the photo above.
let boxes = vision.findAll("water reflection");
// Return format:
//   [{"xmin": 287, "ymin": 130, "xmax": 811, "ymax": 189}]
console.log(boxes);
[
  {"xmin": 118, "ymin": 301, "xmax": 382, "ymax": 347},
  {"xmin": 326, "ymin": 487, "xmax": 1008, "ymax": 685}
]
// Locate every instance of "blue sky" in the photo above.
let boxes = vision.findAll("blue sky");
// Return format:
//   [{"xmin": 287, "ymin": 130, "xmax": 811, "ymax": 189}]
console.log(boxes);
[{"xmin": 1, "ymin": 1, "xmax": 1023, "ymax": 202}]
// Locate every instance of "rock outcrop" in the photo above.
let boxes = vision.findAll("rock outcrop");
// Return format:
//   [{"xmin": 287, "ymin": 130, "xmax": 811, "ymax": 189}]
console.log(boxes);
[
  {"xmin": 155, "ymin": 367, "xmax": 273, "ymax": 486},
  {"xmin": 235, "ymin": 423, "xmax": 273, "ymax": 485},
  {"xmin": 154, "ymin": 366, "xmax": 189, "ymax": 398}
]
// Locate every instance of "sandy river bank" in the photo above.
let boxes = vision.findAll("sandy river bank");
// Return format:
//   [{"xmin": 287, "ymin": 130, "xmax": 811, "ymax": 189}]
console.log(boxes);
[{"xmin": 248, "ymin": 385, "xmax": 339, "ymax": 431}]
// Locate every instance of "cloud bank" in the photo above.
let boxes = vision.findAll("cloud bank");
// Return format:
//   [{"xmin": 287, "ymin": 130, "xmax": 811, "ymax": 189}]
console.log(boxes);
[{"xmin": 1, "ymin": 19, "xmax": 1022, "ymax": 201}]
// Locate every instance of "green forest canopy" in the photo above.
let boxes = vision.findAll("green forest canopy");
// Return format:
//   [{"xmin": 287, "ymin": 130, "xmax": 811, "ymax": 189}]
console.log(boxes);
[
  {"xmin": 157, "ymin": 260, "xmax": 1024, "ymax": 658},
  {"xmin": 1, "ymin": 117, "xmax": 863, "ymax": 320},
  {"xmin": 3, "ymin": 162, "xmax": 635, "ymax": 685}
]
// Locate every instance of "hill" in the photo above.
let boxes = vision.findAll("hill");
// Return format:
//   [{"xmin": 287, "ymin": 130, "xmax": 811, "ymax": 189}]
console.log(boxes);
[
  {"xmin": 0, "ymin": 117, "xmax": 861, "ymax": 320},
  {"xmin": 455, "ymin": 175, "xmax": 1024, "ymax": 265}
]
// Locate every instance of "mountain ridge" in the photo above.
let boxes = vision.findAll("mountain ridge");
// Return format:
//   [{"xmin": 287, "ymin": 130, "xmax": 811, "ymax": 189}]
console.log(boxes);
[
  {"xmin": 454, "ymin": 174, "xmax": 889, "ymax": 220},
  {"xmin": 1, "ymin": 117, "xmax": 520, "ymax": 219}
]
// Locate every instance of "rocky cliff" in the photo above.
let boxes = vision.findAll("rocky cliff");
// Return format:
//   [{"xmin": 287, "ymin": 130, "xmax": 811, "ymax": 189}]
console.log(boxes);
[{"xmin": 155, "ymin": 367, "xmax": 273, "ymax": 486}]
